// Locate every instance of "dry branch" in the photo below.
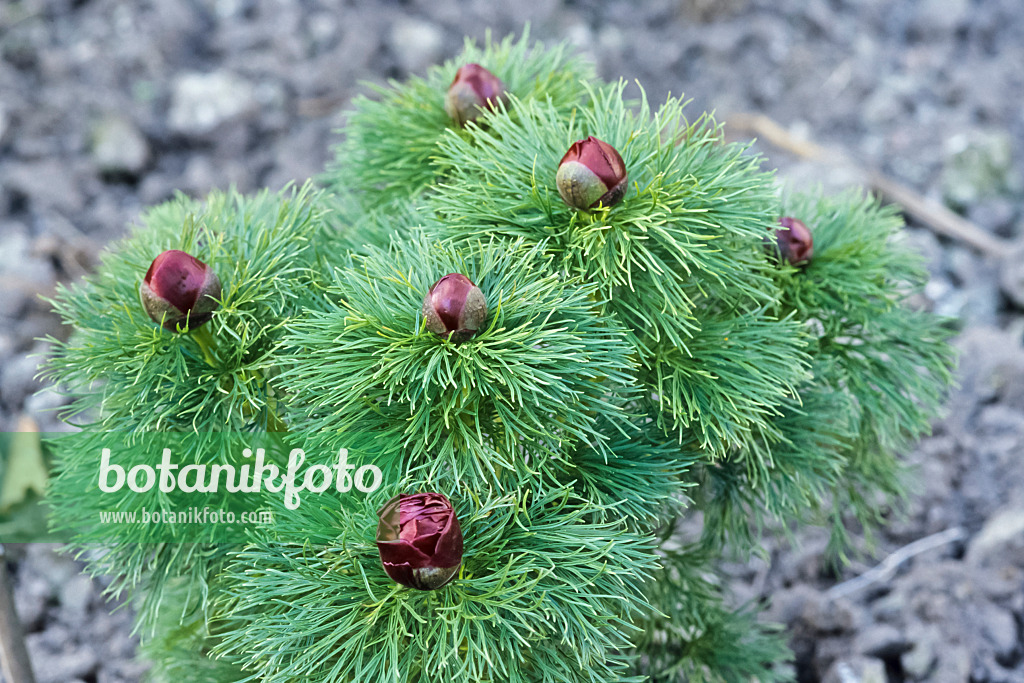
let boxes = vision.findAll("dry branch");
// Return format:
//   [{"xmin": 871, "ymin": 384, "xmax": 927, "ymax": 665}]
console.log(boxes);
[{"xmin": 726, "ymin": 112, "xmax": 1011, "ymax": 259}]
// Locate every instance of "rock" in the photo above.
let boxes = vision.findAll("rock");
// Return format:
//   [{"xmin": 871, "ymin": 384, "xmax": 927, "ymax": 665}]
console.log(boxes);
[
  {"xmin": 941, "ymin": 129, "xmax": 1021, "ymax": 208},
  {"xmin": 958, "ymin": 282, "xmax": 1001, "ymax": 327},
  {"xmin": 910, "ymin": 0, "xmax": 970, "ymax": 37},
  {"xmin": 999, "ymin": 243, "xmax": 1024, "ymax": 310},
  {"xmin": 90, "ymin": 114, "xmax": 150, "ymax": 178},
  {"xmin": 815, "ymin": 636, "xmax": 856, "ymax": 680},
  {"xmin": 26, "ymin": 643, "xmax": 100, "ymax": 683},
  {"xmin": 803, "ymin": 593, "xmax": 859, "ymax": 635},
  {"xmin": 27, "ymin": 545, "xmax": 79, "ymax": 596},
  {"xmin": 855, "ymin": 623, "xmax": 911, "ymax": 659},
  {"xmin": 763, "ymin": 583, "xmax": 821, "ymax": 626},
  {"xmin": 168, "ymin": 71, "xmax": 257, "ymax": 136},
  {"xmin": 971, "ymin": 656, "xmax": 1016, "ymax": 683},
  {"xmin": 932, "ymin": 644, "xmax": 973, "ymax": 683},
  {"xmin": 967, "ymin": 506, "xmax": 1024, "ymax": 568},
  {"xmin": 774, "ymin": 530, "xmax": 830, "ymax": 586},
  {"xmin": 682, "ymin": 0, "xmax": 751, "ymax": 22},
  {"xmin": 822, "ymin": 655, "xmax": 887, "ymax": 683},
  {"xmin": 0, "ymin": 102, "xmax": 10, "ymax": 145},
  {"xmin": 968, "ymin": 198, "xmax": 1019, "ymax": 238},
  {"xmin": 0, "ymin": 351, "xmax": 44, "ymax": 410},
  {"xmin": 901, "ymin": 623, "xmax": 940, "ymax": 680},
  {"xmin": 2, "ymin": 159, "xmax": 87, "ymax": 216},
  {"xmin": 98, "ymin": 658, "xmax": 152, "ymax": 683},
  {"xmin": 23, "ymin": 386, "xmax": 68, "ymax": 429},
  {"xmin": 12, "ymin": 571, "xmax": 49, "ymax": 632},
  {"xmin": 58, "ymin": 574, "xmax": 94, "ymax": 625},
  {"xmin": 388, "ymin": 18, "xmax": 444, "ymax": 75},
  {"xmin": 952, "ymin": 327, "xmax": 1024, "ymax": 415},
  {"xmin": 979, "ymin": 602, "xmax": 1020, "ymax": 665},
  {"xmin": 870, "ymin": 590, "xmax": 909, "ymax": 624}
]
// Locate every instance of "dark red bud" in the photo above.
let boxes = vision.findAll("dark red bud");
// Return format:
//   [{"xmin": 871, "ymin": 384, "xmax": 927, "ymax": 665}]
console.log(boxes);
[
  {"xmin": 422, "ymin": 273, "xmax": 488, "ymax": 342},
  {"xmin": 139, "ymin": 249, "xmax": 222, "ymax": 331},
  {"xmin": 376, "ymin": 493, "xmax": 464, "ymax": 591},
  {"xmin": 772, "ymin": 217, "xmax": 814, "ymax": 265},
  {"xmin": 555, "ymin": 136, "xmax": 628, "ymax": 211},
  {"xmin": 444, "ymin": 63, "xmax": 507, "ymax": 127}
]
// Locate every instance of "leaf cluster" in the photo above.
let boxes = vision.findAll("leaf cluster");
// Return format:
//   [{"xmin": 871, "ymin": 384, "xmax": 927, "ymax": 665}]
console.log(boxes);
[
  {"xmin": 323, "ymin": 27, "xmax": 594, "ymax": 213},
  {"xmin": 280, "ymin": 234, "xmax": 637, "ymax": 492},
  {"xmin": 213, "ymin": 485, "xmax": 657, "ymax": 683},
  {"xmin": 44, "ymin": 184, "xmax": 327, "ymax": 432},
  {"xmin": 694, "ymin": 190, "xmax": 957, "ymax": 560}
]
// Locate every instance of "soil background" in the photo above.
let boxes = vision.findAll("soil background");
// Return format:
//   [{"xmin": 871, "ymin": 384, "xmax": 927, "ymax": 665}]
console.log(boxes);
[{"xmin": 1, "ymin": 1, "xmax": 1023, "ymax": 682}]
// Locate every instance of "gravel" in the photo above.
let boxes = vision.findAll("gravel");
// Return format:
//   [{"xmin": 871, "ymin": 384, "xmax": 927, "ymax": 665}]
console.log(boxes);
[{"xmin": 1, "ymin": 1, "xmax": 1022, "ymax": 681}]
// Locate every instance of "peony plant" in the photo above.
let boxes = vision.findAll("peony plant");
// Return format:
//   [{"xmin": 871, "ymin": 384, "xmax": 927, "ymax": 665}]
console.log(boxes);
[{"xmin": 41, "ymin": 30, "xmax": 955, "ymax": 683}]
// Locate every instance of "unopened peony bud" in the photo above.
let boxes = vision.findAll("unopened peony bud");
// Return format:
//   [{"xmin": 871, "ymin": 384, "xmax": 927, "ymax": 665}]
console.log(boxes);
[
  {"xmin": 376, "ymin": 493, "xmax": 464, "ymax": 591},
  {"xmin": 422, "ymin": 273, "xmax": 487, "ymax": 342},
  {"xmin": 444, "ymin": 63, "xmax": 507, "ymax": 127},
  {"xmin": 772, "ymin": 217, "xmax": 814, "ymax": 265},
  {"xmin": 139, "ymin": 249, "xmax": 222, "ymax": 331},
  {"xmin": 555, "ymin": 136, "xmax": 628, "ymax": 211}
]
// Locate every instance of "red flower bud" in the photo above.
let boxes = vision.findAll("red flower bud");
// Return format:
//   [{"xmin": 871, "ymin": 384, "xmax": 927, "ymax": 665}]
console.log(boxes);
[
  {"xmin": 555, "ymin": 136, "xmax": 628, "ymax": 211},
  {"xmin": 376, "ymin": 493, "xmax": 464, "ymax": 591},
  {"xmin": 444, "ymin": 63, "xmax": 507, "ymax": 127},
  {"xmin": 772, "ymin": 217, "xmax": 814, "ymax": 265},
  {"xmin": 422, "ymin": 273, "xmax": 488, "ymax": 342},
  {"xmin": 139, "ymin": 249, "xmax": 222, "ymax": 331}
]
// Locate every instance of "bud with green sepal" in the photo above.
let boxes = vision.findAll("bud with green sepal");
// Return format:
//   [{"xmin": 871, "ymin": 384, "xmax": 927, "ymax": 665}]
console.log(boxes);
[
  {"xmin": 555, "ymin": 135, "xmax": 628, "ymax": 210},
  {"xmin": 444, "ymin": 63, "xmax": 507, "ymax": 127},
  {"xmin": 771, "ymin": 216, "xmax": 814, "ymax": 265},
  {"xmin": 422, "ymin": 273, "xmax": 488, "ymax": 342},
  {"xmin": 376, "ymin": 492, "xmax": 464, "ymax": 591},
  {"xmin": 139, "ymin": 249, "xmax": 221, "ymax": 331}
]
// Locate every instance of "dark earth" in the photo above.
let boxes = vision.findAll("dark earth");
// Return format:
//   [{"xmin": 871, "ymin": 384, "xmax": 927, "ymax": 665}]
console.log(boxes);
[{"xmin": 1, "ymin": 1, "xmax": 1023, "ymax": 681}]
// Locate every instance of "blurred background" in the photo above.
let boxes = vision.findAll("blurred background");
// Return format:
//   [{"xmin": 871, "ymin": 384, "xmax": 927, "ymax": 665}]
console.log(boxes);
[{"xmin": 0, "ymin": 1, "xmax": 1022, "ymax": 681}]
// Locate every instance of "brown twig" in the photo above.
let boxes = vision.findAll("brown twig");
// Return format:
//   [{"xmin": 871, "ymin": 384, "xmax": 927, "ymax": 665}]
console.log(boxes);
[
  {"xmin": 726, "ymin": 112, "xmax": 1011, "ymax": 259},
  {"xmin": 825, "ymin": 526, "xmax": 966, "ymax": 600},
  {"xmin": 865, "ymin": 172, "xmax": 1008, "ymax": 257},
  {"xmin": 0, "ymin": 546, "xmax": 36, "ymax": 683}
]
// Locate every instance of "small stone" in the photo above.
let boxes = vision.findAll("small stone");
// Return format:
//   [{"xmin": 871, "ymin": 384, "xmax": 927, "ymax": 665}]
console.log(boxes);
[
  {"xmin": 388, "ymin": 19, "xmax": 444, "ymax": 75},
  {"xmin": 967, "ymin": 506, "xmax": 1024, "ymax": 568},
  {"xmin": 12, "ymin": 573, "xmax": 49, "ymax": 631},
  {"xmin": 822, "ymin": 656, "xmax": 887, "ymax": 683},
  {"xmin": 31, "ymin": 647, "xmax": 99, "ymax": 683},
  {"xmin": 910, "ymin": 0, "xmax": 970, "ymax": 37},
  {"xmin": 24, "ymin": 386, "xmax": 68, "ymax": 426},
  {"xmin": 90, "ymin": 114, "xmax": 150, "ymax": 177},
  {"xmin": 968, "ymin": 198, "xmax": 1019, "ymax": 238},
  {"xmin": 0, "ymin": 351, "xmax": 44, "ymax": 410},
  {"xmin": 803, "ymin": 593, "xmax": 858, "ymax": 634},
  {"xmin": 999, "ymin": 243, "xmax": 1024, "ymax": 310},
  {"xmin": 814, "ymin": 636, "xmax": 853, "ymax": 680},
  {"xmin": 933, "ymin": 644, "xmax": 972, "ymax": 683},
  {"xmin": 763, "ymin": 583, "xmax": 821, "ymax": 626},
  {"xmin": 901, "ymin": 624, "xmax": 940, "ymax": 680},
  {"xmin": 0, "ymin": 103, "xmax": 9, "ymax": 145},
  {"xmin": 953, "ymin": 327, "xmax": 1024, "ymax": 413},
  {"xmin": 978, "ymin": 602, "xmax": 1019, "ymax": 665},
  {"xmin": 168, "ymin": 71, "xmax": 257, "ymax": 136},
  {"xmin": 941, "ymin": 129, "xmax": 1021, "ymax": 208},
  {"xmin": 870, "ymin": 590, "xmax": 909, "ymax": 624},
  {"xmin": 2, "ymin": 159, "xmax": 86, "ymax": 216},
  {"xmin": 855, "ymin": 623, "xmax": 911, "ymax": 659},
  {"xmin": 27, "ymin": 545, "xmax": 79, "ymax": 595},
  {"xmin": 99, "ymin": 658, "xmax": 152, "ymax": 683},
  {"xmin": 58, "ymin": 574, "xmax": 94, "ymax": 625}
]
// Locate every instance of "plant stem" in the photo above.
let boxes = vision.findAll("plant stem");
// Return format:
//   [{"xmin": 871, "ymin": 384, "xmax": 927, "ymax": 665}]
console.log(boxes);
[
  {"xmin": 191, "ymin": 326, "xmax": 219, "ymax": 367},
  {"xmin": 0, "ymin": 546, "xmax": 37, "ymax": 683}
]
